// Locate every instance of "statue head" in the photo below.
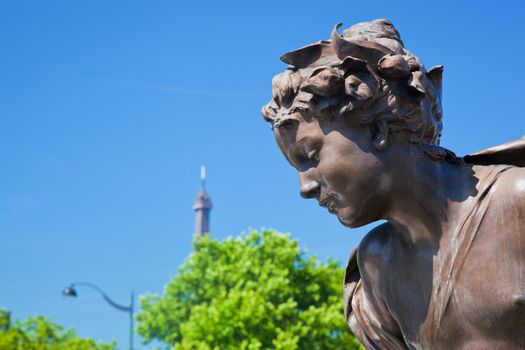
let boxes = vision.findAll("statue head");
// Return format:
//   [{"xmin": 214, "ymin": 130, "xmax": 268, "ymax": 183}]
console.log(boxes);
[
  {"xmin": 262, "ymin": 19, "xmax": 445, "ymax": 151},
  {"xmin": 262, "ymin": 19, "xmax": 451, "ymax": 227}
]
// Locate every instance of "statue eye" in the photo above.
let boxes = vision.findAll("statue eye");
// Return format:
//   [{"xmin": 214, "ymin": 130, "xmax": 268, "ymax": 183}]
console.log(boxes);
[{"xmin": 290, "ymin": 139, "xmax": 321, "ymax": 170}]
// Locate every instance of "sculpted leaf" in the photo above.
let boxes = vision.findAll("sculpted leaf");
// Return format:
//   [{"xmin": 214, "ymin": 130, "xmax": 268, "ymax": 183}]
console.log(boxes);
[
  {"xmin": 301, "ymin": 67, "xmax": 344, "ymax": 97},
  {"xmin": 378, "ymin": 54, "xmax": 410, "ymax": 78}
]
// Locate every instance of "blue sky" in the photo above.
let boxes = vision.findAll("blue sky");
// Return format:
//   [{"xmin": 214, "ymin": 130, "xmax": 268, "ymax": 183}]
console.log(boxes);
[{"xmin": 1, "ymin": 0, "xmax": 524, "ymax": 348}]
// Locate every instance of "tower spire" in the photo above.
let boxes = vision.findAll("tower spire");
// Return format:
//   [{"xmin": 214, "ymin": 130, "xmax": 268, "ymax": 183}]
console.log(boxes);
[
  {"xmin": 200, "ymin": 165, "xmax": 206, "ymax": 190},
  {"xmin": 193, "ymin": 165, "xmax": 212, "ymax": 239}
]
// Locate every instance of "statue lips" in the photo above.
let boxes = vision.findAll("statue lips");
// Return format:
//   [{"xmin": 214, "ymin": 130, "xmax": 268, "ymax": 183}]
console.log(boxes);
[{"xmin": 319, "ymin": 197, "xmax": 338, "ymax": 214}]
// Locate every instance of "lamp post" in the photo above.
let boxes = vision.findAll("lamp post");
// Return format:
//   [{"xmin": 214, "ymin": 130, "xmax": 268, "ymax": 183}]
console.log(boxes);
[{"xmin": 63, "ymin": 282, "xmax": 134, "ymax": 350}]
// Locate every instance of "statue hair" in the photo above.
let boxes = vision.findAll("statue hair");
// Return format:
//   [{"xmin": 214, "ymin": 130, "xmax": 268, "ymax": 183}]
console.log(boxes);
[{"xmin": 262, "ymin": 19, "xmax": 459, "ymax": 163}]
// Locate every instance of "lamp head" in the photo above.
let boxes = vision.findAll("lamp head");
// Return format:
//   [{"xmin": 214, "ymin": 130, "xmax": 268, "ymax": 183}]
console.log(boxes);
[{"xmin": 62, "ymin": 286, "xmax": 77, "ymax": 297}]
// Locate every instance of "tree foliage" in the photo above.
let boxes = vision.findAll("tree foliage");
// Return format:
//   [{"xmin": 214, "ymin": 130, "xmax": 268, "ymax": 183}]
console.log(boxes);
[
  {"xmin": 136, "ymin": 229, "xmax": 363, "ymax": 350},
  {"xmin": 0, "ymin": 308, "xmax": 116, "ymax": 350}
]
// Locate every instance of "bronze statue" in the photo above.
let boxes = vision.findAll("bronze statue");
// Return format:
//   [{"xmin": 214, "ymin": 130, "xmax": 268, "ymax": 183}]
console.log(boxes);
[{"xmin": 262, "ymin": 19, "xmax": 525, "ymax": 349}]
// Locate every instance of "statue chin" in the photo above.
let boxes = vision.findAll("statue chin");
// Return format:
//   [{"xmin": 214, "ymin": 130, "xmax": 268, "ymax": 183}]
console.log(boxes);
[
  {"xmin": 338, "ymin": 217, "xmax": 356, "ymax": 228},
  {"xmin": 339, "ymin": 217, "xmax": 372, "ymax": 229},
  {"xmin": 336, "ymin": 202, "xmax": 384, "ymax": 228},
  {"xmin": 335, "ymin": 209, "xmax": 367, "ymax": 229}
]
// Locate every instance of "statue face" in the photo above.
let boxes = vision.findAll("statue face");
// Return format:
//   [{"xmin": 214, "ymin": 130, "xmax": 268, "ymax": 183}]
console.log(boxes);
[{"xmin": 274, "ymin": 114, "xmax": 390, "ymax": 228}]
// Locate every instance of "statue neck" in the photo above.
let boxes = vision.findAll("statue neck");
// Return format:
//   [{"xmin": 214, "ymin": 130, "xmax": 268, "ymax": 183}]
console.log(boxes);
[{"xmin": 385, "ymin": 155, "xmax": 474, "ymax": 247}]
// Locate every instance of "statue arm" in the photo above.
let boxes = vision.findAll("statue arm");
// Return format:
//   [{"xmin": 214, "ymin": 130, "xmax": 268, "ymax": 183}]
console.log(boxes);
[{"xmin": 344, "ymin": 241, "xmax": 408, "ymax": 350}]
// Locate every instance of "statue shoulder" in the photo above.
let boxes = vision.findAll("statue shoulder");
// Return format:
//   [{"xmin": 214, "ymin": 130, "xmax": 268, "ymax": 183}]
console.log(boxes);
[
  {"xmin": 468, "ymin": 165, "xmax": 525, "ymax": 239},
  {"xmin": 343, "ymin": 222, "xmax": 396, "ymax": 306},
  {"xmin": 490, "ymin": 166, "xmax": 525, "ymax": 211},
  {"xmin": 357, "ymin": 222, "xmax": 397, "ymax": 271},
  {"xmin": 345, "ymin": 223, "xmax": 407, "ymax": 349}
]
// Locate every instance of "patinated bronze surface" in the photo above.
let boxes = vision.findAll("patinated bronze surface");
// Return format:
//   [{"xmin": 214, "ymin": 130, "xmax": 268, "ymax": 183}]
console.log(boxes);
[{"xmin": 262, "ymin": 19, "xmax": 525, "ymax": 349}]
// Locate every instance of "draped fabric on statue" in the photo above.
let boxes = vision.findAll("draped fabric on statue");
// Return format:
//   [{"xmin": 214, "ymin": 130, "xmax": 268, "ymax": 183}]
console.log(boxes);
[{"xmin": 422, "ymin": 165, "xmax": 512, "ymax": 344}]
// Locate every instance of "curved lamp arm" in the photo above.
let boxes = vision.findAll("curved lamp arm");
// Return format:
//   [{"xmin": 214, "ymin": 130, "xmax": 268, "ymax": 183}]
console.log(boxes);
[
  {"xmin": 63, "ymin": 281, "xmax": 134, "ymax": 350},
  {"xmin": 64, "ymin": 282, "xmax": 132, "ymax": 313}
]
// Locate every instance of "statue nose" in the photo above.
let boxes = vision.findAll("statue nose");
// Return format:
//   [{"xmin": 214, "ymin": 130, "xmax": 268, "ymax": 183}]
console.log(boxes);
[{"xmin": 300, "ymin": 179, "xmax": 320, "ymax": 199}]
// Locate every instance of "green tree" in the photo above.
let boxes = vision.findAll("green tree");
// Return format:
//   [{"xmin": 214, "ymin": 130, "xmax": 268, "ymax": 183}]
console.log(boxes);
[
  {"xmin": 136, "ymin": 229, "xmax": 363, "ymax": 350},
  {"xmin": 0, "ymin": 308, "xmax": 116, "ymax": 350}
]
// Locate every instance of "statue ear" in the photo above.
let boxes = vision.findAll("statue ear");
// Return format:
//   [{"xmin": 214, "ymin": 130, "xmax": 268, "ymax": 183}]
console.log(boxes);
[{"xmin": 371, "ymin": 120, "xmax": 388, "ymax": 151}]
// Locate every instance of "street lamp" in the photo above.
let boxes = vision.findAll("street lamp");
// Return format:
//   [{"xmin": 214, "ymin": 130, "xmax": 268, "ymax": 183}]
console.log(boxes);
[{"xmin": 63, "ymin": 282, "xmax": 134, "ymax": 350}]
